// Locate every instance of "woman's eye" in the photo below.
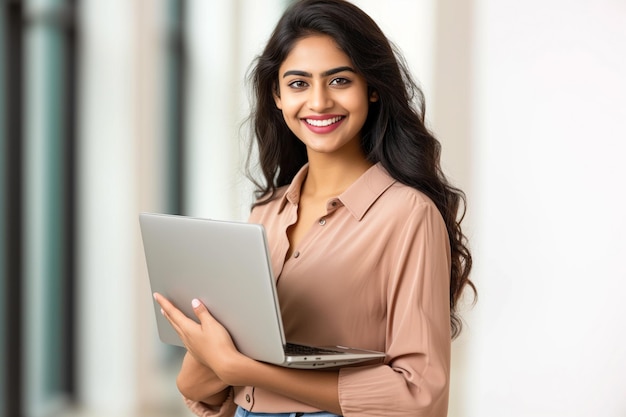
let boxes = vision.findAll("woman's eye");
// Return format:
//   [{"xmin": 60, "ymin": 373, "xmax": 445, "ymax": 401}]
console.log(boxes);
[
  {"xmin": 330, "ymin": 77, "xmax": 350, "ymax": 86},
  {"xmin": 288, "ymin": 80, "xmax": 308, "ymax": 89}
]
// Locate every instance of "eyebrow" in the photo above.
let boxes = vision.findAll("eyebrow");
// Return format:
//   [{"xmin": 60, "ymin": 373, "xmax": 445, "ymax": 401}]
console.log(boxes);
[{"xmin": 282, "ymin": 66, "xmax": 356, "ymax": 78}]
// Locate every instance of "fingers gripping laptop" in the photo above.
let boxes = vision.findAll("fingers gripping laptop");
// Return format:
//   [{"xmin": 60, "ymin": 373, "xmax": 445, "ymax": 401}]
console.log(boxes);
[{"xmin": 139, "ymin": 213, "xmax": 385, "ymax": 369}]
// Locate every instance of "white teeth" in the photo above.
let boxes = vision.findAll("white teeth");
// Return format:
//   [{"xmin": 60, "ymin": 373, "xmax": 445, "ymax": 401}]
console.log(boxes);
[{"xmin": 305, "ymin": 116, "xmax": 343, "ymax": 127}]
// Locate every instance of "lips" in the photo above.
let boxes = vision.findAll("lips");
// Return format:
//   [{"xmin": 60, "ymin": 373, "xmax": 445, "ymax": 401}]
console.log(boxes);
[
  {"xmin": 304, "ymin": 116, "xmax": 344, "ymax": 127},
  {"xmin": 302, "ymin": 115, "xmax": 345, "ymax": 133}
]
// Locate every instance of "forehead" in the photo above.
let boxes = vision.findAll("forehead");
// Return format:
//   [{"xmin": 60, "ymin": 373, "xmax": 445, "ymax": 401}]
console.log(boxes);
[{"xmin": 280, "ymin": 34, "xmax": 354, "ymax": 73}]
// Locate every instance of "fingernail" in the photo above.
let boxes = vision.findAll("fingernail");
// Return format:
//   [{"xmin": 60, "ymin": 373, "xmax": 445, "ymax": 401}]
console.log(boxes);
[
  {"xmin": 191, "ymin": 298, "xmax": 201, "ymax": 309},
  {"xmin": 160, "ymin": 308, "xmax": 164, "ymax": 315},
  {"xmin": 153, "ymin": 293, "xmax": 158, "ymax": 300}
]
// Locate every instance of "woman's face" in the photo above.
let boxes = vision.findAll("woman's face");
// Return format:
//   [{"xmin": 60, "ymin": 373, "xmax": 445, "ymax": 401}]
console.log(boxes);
[{"xmin": 274, "ymin": 34, "xmax": 377, "ymax": 159}]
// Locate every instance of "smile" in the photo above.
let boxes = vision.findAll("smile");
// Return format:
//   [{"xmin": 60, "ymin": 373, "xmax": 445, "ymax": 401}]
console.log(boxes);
[{"xmin": 304, "ymin": 116, "xmax": 344, "ymax": 127}]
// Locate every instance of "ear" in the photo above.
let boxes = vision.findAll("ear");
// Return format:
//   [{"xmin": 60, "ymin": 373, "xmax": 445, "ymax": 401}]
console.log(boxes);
[
  {"xmin": 273, "ymin": 84, "xmax": 282, "ymax": 109},
  {"xmin": 369, "ymin": 89, "xmax": 379, "ymax": 103}
]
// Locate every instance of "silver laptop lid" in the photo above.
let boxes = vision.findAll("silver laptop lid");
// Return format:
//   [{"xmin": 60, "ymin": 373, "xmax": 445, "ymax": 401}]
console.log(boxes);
[{"xmin": 139, "ymin": 213, "xmax": 287, "ymax": 364}]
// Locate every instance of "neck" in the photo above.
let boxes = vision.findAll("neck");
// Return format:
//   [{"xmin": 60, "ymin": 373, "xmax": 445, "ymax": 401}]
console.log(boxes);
[{"xmin": 304, "ymin": 152, "xmax": 373, "ymax": 198}]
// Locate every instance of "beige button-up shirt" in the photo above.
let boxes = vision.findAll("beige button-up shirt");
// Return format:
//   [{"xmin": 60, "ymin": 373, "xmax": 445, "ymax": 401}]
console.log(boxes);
[{"xmin": 187, "ymin": 163, "xmax": 452, "ymax": 417}]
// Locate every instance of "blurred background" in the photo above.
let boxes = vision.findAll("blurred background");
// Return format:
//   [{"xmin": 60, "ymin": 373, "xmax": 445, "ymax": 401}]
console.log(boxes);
[{"xmin": 1, "ymin": 0, "xmax": 625, "ymax": 416}]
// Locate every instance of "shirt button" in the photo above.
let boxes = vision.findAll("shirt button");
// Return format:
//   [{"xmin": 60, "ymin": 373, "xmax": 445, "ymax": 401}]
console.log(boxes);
[
  {"xmin": 319, "ymin": 218, "xmax": 326, "ymax": 226},
  {"xmin": 246, "ymin": 394, "xmax": 251, "ymax": 403},
  {"xmin": 293, "ymin": 251, "xmax": 300, "ymax": 258}
]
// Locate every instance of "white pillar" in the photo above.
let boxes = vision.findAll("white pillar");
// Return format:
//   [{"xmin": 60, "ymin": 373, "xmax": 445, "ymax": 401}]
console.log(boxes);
[
  {"xmin": 76, "ymin": 0, "xmax": 167, "ymax": 413},
  {"xmin": 184, "ymin": 0, "xmax": 241, "ymax": 220},
  {"xmin": 184, "ymin": 0, "xmax": 293, "ymax": 221}
]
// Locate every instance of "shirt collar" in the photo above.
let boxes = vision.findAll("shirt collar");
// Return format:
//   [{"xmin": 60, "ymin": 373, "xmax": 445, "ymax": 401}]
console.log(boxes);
[
  {"xmin": 339, "ymin": 163, "xmax": 396, "ymax": 220},
  {"xmin": 279, "ymin": 163, "xmax": 396, "ymax": 221},
  {"xmin": 281, "ymin": 165, "xmax": 309, "ymax": 211}
]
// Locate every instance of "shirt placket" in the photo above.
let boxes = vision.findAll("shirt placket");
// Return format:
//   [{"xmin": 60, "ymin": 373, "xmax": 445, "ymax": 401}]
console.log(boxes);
[{"xmin": 289, "ymin": 198, "xmax": 342, "ymax": 260}]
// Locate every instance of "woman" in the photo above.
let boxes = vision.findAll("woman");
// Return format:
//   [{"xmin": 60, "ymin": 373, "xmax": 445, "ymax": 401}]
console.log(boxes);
[{"xmin": 154, "ymin": 0, "xmax": 475, "ymax": 416}]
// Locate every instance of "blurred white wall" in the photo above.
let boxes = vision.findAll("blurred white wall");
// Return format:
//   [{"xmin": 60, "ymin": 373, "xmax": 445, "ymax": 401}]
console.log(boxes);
[
  {"xmin": 73, "ymin": 0, "xmax": 626, "ymax": 416},
  {"xmin": 460, "ymin": 1, "xmax": 626, "ymax": 416}
]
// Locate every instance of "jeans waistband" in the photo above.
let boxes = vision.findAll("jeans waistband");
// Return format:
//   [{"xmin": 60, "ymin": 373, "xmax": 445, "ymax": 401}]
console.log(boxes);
[{"xmin": 235, "ymin": 405, "xmax": 342, "ymax": 417}]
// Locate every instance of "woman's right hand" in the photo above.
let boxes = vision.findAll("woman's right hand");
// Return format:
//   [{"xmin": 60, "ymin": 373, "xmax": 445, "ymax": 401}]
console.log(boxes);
[{"xmin": 177, "ymin": 351, "xmax": 230, "ymax": 406}]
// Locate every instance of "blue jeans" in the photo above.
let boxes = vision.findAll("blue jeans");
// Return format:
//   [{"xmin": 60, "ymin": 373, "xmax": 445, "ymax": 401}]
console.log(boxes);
[{"xmin": 235, "ymin": 405, "xmax": 342, "ymax": 417}]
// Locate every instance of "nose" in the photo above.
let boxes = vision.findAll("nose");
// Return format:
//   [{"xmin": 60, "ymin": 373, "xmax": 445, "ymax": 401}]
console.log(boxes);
[{"xmin": 307, "ymin": 84, "xmax": 333, "ymax": 112}]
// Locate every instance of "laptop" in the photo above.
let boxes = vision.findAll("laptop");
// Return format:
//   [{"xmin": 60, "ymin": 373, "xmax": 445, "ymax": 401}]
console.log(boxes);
[{"xmin": 139, "ymin": 212, "xmax": 385, "ymax": 369}]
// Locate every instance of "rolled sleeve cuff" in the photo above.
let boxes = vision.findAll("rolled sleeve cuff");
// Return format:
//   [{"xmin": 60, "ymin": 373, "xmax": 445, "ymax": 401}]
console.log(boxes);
[
  {"xmin": 339, "ymin": 365, "xmax": 448, "ymax": 417},
  {"xmin": 183, "ymin": 388, "xmax": 238, "ymax": 417}
]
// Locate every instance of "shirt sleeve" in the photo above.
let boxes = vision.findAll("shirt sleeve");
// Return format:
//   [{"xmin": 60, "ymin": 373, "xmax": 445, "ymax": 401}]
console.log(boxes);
[
  {"xmin": 183, "ymin": 388, "xmax": 238, "ymax": 417},
  {"xmin": 338, "ymin": 202, "xmax": 452, "ymax": 417}
]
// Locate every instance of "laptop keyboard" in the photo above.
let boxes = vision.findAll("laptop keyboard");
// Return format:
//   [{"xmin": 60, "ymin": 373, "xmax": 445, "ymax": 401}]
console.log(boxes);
[{"xmin": 284, "ymin": 343, "xmax": 345, "ymax": 356}]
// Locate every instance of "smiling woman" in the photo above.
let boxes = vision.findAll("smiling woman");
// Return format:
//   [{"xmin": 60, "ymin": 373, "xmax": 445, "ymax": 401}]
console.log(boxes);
[
  {"xmin": 154, "ymin": 0, "xmax": 474, "ymax": 416},
  {"xmin": 273, "ymin": 35, "xmax": 376, "ymax": 160}
]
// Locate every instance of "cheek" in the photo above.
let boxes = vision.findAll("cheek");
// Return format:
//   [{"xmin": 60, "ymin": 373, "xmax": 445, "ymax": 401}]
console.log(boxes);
[
  {"xmin": 347, "ymin": 95, "xmax": 371, "ymax": 120},
  {"xmin": 276, "ymin": 95, "xmax": 299, "ymax": 115}
]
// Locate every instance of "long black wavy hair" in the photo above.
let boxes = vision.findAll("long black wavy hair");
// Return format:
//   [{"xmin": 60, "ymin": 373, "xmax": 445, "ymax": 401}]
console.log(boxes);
[{"xmin": 245, "ymin": 0, "xmax": 475, "ymax": 338}]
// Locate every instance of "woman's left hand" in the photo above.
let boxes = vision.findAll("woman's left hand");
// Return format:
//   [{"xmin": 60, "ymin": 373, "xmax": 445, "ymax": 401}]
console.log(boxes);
[{"xmin": 153, "ymin": 292, "xmax": 251, "ymax": 385}]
